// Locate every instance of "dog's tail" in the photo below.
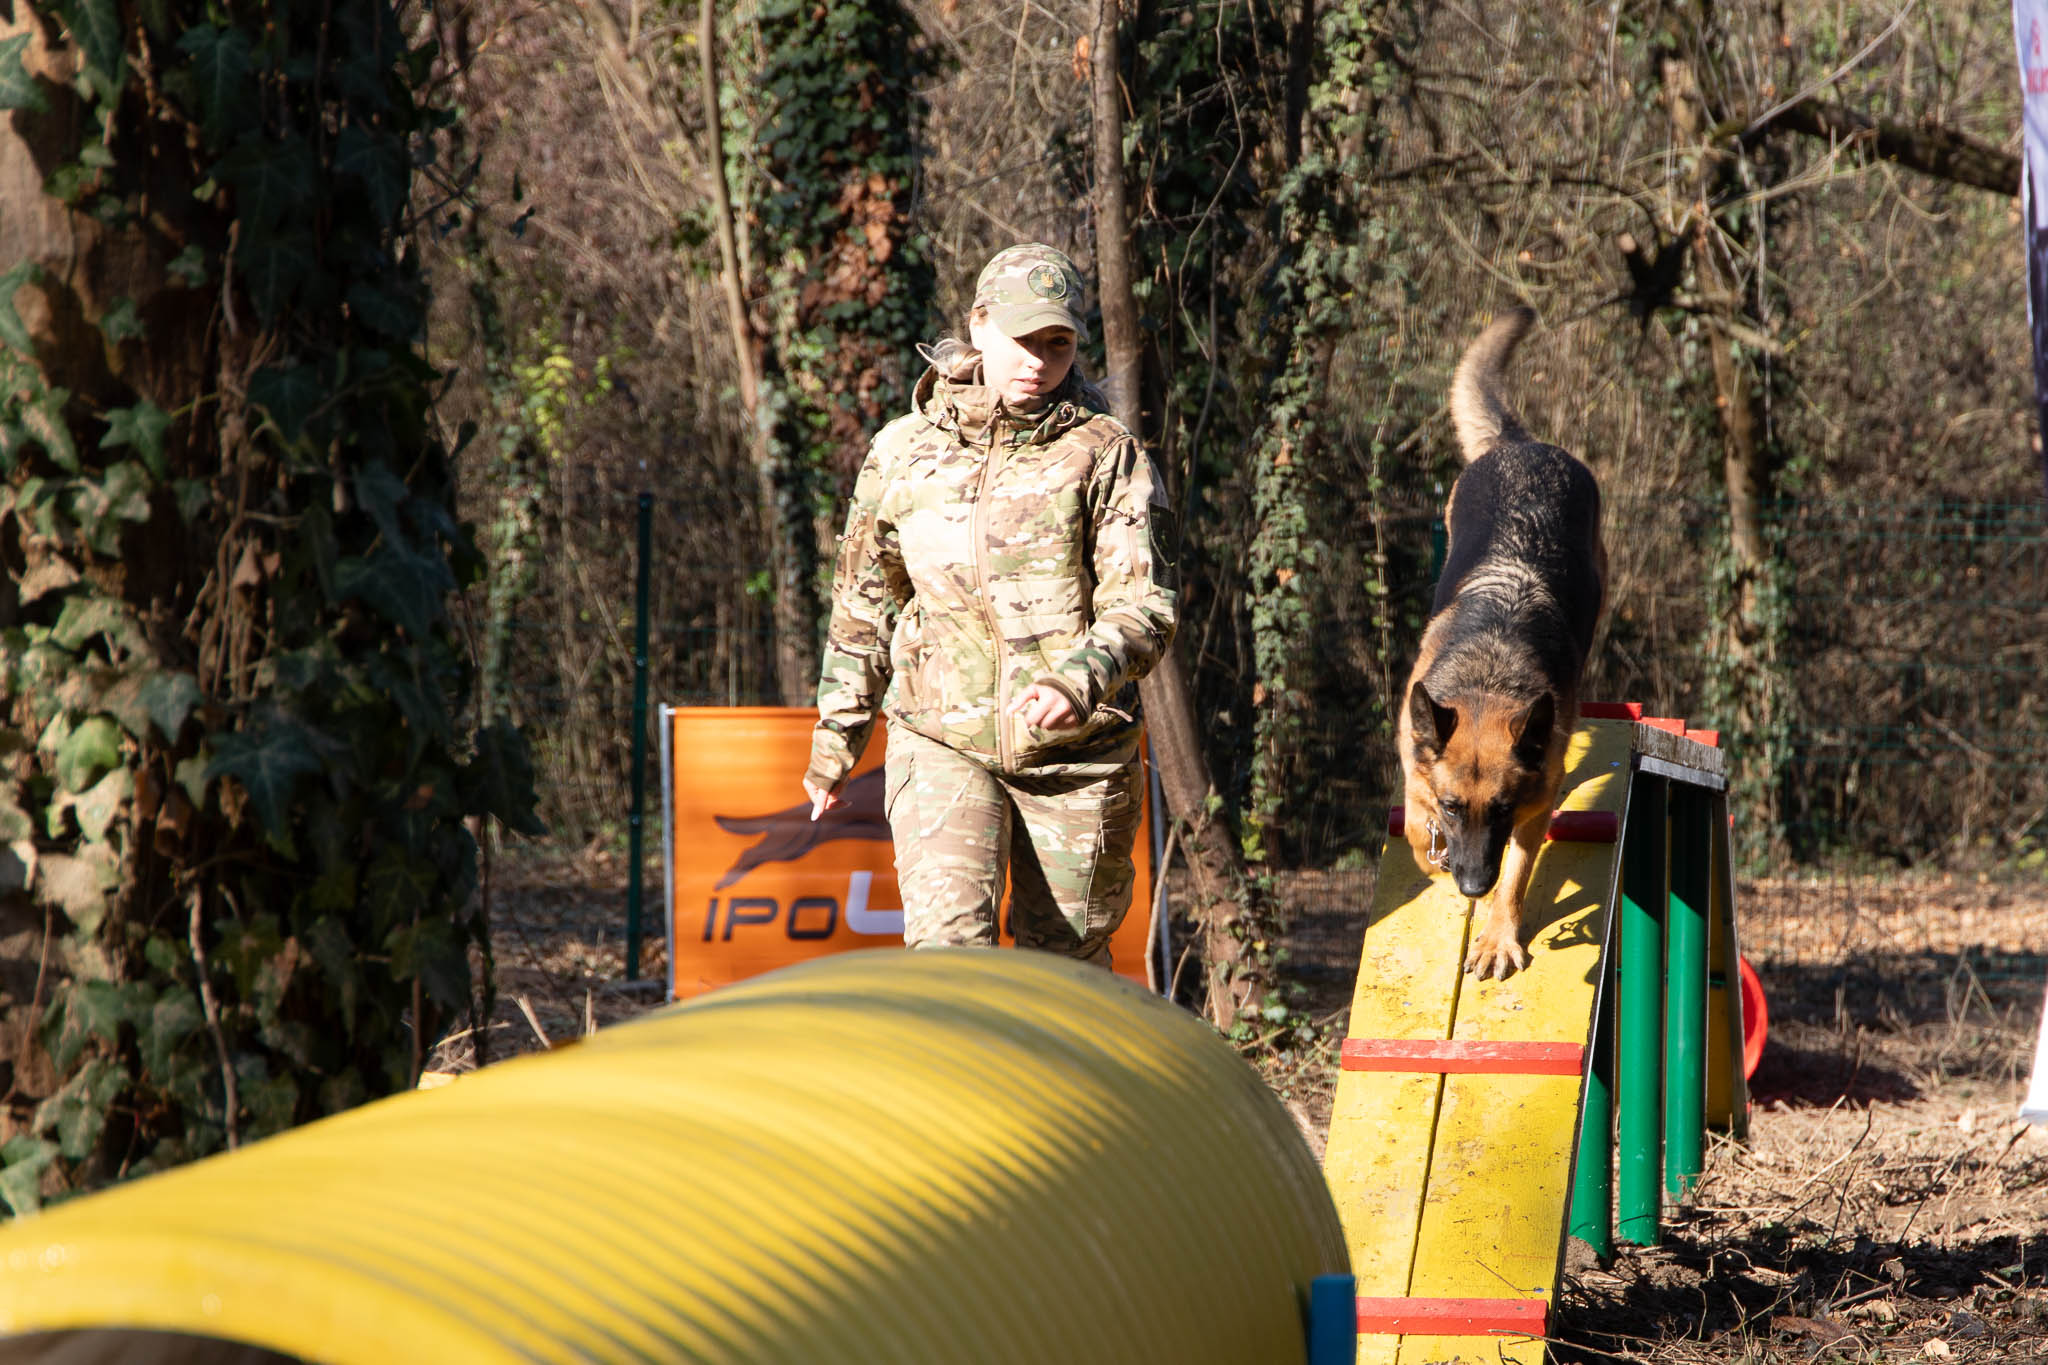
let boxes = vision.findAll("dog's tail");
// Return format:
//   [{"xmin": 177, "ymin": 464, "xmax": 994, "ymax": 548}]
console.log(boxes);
[{"xmin": 1449, "ymin": 306, "xmax": 1535, "ymax": 463}]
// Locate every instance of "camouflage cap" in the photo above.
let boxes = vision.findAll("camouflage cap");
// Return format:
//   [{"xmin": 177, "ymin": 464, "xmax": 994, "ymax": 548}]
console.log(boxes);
[{"xmin": 973, "ymin": 243, "xmax": 1089, "ymax": 341}]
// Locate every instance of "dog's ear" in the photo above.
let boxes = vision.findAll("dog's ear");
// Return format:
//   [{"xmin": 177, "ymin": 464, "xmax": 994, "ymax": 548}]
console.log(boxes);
[
  {"xmin": 1409, "ymin": 681, "xmax": 1457, "ymax": 755},
  {"xmin": 1511, "ymin": 692, "xmax": 1555, "ymax": 766}
]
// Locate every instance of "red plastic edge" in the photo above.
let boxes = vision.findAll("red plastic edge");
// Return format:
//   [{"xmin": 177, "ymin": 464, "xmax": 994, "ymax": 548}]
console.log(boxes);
[
  {"xmin": 1387, "ymin": 808, "xmax": 1617, "ymax": 843},
  {"xmin": 1642, "ymin": 715, "xmax": 1687, "ymax": 734},
  {"xmin": 1739, "ymin": 954, "xmax": 1768, "ymax": 1080},
  {"xmin": 1578, "ymin": 701, "xmax": 1643, "ymax": 719},
  {"xmin": 1341, "ymin": 1039, "xmax": 1585, "ymax": 1075},
  {"xmin": 1684, "ymin": 728, "xmax": 1721, "ymax": 747},
  {"xmin": 1355, "ymin": 1297, "xmax": 1549, "ymax": 1336}
]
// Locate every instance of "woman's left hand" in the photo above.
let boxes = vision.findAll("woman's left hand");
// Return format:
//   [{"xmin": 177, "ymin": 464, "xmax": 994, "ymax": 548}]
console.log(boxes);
[{"xmin": 1009, "ymin": 683, "xmax": 1082, "ymax": 731}]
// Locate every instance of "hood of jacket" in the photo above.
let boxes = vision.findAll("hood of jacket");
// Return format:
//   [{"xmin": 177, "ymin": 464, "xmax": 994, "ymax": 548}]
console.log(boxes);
[{"xmin": 910, "ymin": 346, "xmax": 1110, "ymax": 448}]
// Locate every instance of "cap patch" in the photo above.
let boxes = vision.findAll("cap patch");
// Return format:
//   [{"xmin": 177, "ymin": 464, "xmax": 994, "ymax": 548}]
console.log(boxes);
[{"xmin": 1027, "ymin": 264, "xmax": 1068, "ymax": 300}]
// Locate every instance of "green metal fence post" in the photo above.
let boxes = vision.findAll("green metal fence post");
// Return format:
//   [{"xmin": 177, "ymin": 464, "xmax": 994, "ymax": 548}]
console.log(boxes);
[
  {"xmin": 1568, "ymin": 946, "xmax": 1617, "ymax": 1260},
  {"xmin": 625, "ymin": 492, "xmax": 653, "ymax": 981},
  {"xmin": 1665, "ymin": 782, "xmax": 1711, "ymax": 1202},
  {"xmin": 1617, "ymin": 770, "xmax": 1667, "ymax": 1245}
]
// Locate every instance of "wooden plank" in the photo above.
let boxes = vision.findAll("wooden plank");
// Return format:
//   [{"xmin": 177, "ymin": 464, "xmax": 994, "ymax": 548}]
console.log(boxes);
[
  {"xmin": 1327, "ymin": 721, "xmax": 1639, "ymax": 1365},
  {"xmin": 1325, "ymin": 831, "xmax": 1469, "ymax": 1319},
  {"xmin": 1395, "ymin": 723, "xmax": 1634, "ymax": 1365}
]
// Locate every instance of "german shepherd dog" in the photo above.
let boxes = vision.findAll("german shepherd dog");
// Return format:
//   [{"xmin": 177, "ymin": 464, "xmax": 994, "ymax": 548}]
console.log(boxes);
[{"xmin": 1397, "ymin": 308, "xmax": 1606, "ymax": 980}]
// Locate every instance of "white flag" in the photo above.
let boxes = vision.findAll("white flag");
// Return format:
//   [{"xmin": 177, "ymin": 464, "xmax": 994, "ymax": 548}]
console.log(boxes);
[
  {"xmin": 2015, "ymin": 0, "xmax": 2048, "ymax": 493},
  {"xmin": 2022, "ymin": 982, "xmax": 2048, "ymax": 1124}
]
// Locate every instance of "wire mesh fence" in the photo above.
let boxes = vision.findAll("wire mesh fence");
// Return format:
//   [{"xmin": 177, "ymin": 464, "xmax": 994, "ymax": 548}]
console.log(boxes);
[{"xmin": 488, "ymin": 486, "xmax": 2048, "ymax": 886}]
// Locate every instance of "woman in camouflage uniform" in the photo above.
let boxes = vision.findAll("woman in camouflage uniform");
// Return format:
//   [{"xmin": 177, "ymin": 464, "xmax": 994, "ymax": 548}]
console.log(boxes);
[{"xmin": 801, "ymin": 243, "xmax": 1177, "ymax": 968}]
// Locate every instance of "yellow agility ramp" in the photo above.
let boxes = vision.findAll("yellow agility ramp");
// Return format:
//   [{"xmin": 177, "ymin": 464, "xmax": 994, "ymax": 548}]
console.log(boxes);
[
  {"xmin": 1323, "ymin": 708, "xmax": 1743, "ymax": 1365},
  {"xmin": 0, "ymin": 951, "xmax": 1348, "ymax": 1365}
]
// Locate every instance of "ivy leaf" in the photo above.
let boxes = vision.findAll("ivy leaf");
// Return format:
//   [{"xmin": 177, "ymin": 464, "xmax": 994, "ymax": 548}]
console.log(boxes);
[
  {"xmin": 18, "ymin": 386, "xmax": 77, "ymax": 471},
  {"xmin": 468, "ymin": 719, "xmax": 546, "ymax": 836},
  {"xmin": 36, "ymin": 844, "xmax": 118, "ymax": 934},
  {"xmin": 0, "ymin": 784, "xmax": 34, "ymax": 842},
  {"xmin": 345, "ymin": 279, "xmax": 420, "ymax": 341},
  {"xmin": 305, "ymin": 914, "xmax": 360, "ymax": 1021},
  {"xmin": 0, "ymin": 261, "xmax": 45, "ymax": 356},
  {"xmin": 335, "ymin": 125, "xmax": 407, "ymax": 228},
  {"xmin": 248, "ymin": 363, "xmax": 324, "ymax": 442},
  {"xmin": 53, "ymin": 714, "xmax": 122, "ymax": 793},
  {"xmin": 51, "ymin": 0, "xmax": 124, "ymax": 93},
  {"xmin": 0, "ymin": 1136, "xmax": 59, "ymax": 1217},
  {"xmin": 98, "ymin": 295, "xmax": 145, "ymax": 344},
  {"xmin": 173, "ymin": 477, "xmax": 211, "ymax": 526},
  {"xmin": 386, "ymin": 916, "xmax": 471, "ymax": 1013},
  {"xmin": 18, "ymin": 555, "xmax": 80, "ymax": 606},
  {"xmin": 214, "ymin": 134, "xmax": 315, "ymax": 232},
  {"xmin": 72, "ymin": 459, "xmax": 154, "ymax": 555},
  {"xmin": 65, "ymin": 765, "xmax": 130, "ymax": 842},
  {"xmin": 205, "ymin": 716, "xmax": 323, "ymax": 845},
  {"xmin": 351, "ymin": 459, "xmax": 411, "ymax": 550},
  {"xmin": 237, "ymin": 231, "xmax": 315, "ymax": 324},
  {"xmin": 101, "ymin": 400, "xmax": 171, "ymax": 478},
  {"xmin": 366, "ymin": 651, "xmax": 448, "ymax": 766},
  {"xmin": 237, "ymin": 1062, "xmax": 299, "ymax": 1139},
  {"xmin": 173, "ymin": 24, "xmax": 253, "ymax": 144},
  {"xmin": 42, "ymin": 980, "xmax": 132, "ymax": 1072},
  {"xmin": 0, "ymin": 33, "xmax": 48, "ymax": 114},
  {"xmin": 102, "ymin": 668, "xmax": 203, "ymax": 743},
  {"xmin": 39, "ymin": 1056, "xmax": 127, "ymax": 1161},
  {"xmin": 359, "ymin": 846, "xmax": 435, "ymax": 939},
  {"xmin": 140, "ymin": 987, "xmax": 202, "ymax": 1085},
  {"xmin": 333, "ymin": 543, "xmax": 451, "ymax": 640},
  {"xmin": 52, "ymin": 594, "xmax": 148, "ymax": 656},
  {"xmin": 167, "ymin": 244, "xmax": 208, "ymax": 289}
]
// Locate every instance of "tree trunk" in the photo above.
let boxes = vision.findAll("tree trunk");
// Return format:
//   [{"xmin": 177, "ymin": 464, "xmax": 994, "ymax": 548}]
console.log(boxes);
[
  {"xmin": 697, "ymin": 0, "xmax": 819, "ymax": 704},
  {"xmin": 1090, "ymin": 2, "xmax": 1143, "ymax": 427},
  {"xmin": 1090, "ymin": 0, "xmax": 1257, "ymax": 1028},
  {"xmin": 1666, "ymin": 56, "xmax": 1772, "ymax": 654}
]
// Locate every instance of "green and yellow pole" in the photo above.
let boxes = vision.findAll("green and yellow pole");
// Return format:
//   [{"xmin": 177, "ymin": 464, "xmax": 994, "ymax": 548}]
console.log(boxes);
[
  {"xmin": 1664, "ymin": 782, "xmax": 1712, "ymax": 1202},
  {"xmin": 1567, "ymin": 948, "xmax": 1617, "ymax": 1260},
  {"xmin": 1616, "ymin": 771, "xmax": 1666, "ymax": 1246}
]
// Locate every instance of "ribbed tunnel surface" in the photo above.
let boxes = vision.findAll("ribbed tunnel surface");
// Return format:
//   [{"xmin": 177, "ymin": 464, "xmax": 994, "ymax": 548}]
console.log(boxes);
[{"xmin": 0, "ymin": 950, "xmax": 1347, "ymax": 1364}]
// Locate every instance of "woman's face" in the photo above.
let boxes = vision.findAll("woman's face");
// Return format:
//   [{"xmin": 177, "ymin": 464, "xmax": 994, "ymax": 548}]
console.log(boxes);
[{"xmin": 969, "ymin": 315, "xmax": 1077, "ymax": 408}]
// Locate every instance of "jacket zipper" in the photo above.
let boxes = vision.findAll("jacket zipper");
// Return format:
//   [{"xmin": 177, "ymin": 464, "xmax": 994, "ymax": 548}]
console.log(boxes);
[{"xmin": 972, "ymin": 426, "xmax": 1011, "ymax": 770}]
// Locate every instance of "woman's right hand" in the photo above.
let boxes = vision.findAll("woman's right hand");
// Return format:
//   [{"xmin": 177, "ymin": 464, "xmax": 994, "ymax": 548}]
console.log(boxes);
[{"xmin": 805, "ymin": 780, "xmax": 846, "ymax": 821}]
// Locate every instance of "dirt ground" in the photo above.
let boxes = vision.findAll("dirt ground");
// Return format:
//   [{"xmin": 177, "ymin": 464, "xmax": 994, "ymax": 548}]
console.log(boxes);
[
  {"xmin": 468, "ymin": 844, "xmax": 2048, "ymax": 1363},
  {"xmin": 1273, "ymin": 867, "xmax": 2048, "ymax": 1364}
]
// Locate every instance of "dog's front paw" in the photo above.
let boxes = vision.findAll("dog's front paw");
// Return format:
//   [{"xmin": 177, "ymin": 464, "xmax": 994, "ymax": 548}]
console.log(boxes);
[{"xmin": 1465, "ymin": 926, "xmax": 1529, "ymax": 980}]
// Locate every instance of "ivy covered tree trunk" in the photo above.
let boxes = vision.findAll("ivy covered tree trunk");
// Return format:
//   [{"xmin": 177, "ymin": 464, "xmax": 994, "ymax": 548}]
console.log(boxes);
[
  {"xmin": 747, "ymin": 0, "xmax": 930, "ymax": 701},
  {"xmin": 1662, "ymin": 33, "xmax": 1794, "ymax": 861},
  {"xmin": 0, "ymin": 0, "xmax": 539, "ymax": 1211},
  {"xmin": 1091, "ymin": 0, "xmax": 1266, "ymax": 1030}
]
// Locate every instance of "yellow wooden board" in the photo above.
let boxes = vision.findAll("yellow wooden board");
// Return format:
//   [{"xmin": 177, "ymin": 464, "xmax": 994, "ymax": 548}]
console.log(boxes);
[
  {"xmin": 1324, "ymin": 833, "xmax": 1473, "ymax": 1305},
  {"xmin": 1327, "ymin": 722, "xmax": 1635, "ymax": 1365}
]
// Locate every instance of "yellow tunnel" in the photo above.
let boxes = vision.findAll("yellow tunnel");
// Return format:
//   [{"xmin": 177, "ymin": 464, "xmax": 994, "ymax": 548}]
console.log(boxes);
[{"xmin": 0, "ymin": 950, "xmax": 1348, "ymax": 1364}]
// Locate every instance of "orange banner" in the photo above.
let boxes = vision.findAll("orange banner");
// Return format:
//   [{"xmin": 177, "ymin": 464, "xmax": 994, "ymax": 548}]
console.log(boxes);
[{"xmin": 662, "ymin": 707, "xmax": 1156, "ymax": 998}]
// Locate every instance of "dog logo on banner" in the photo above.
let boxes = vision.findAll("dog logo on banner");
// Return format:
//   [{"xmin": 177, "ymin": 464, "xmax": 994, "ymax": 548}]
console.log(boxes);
[{"xmin": 711, "ymin": 768, "xmax": 900, "ymax": 935}]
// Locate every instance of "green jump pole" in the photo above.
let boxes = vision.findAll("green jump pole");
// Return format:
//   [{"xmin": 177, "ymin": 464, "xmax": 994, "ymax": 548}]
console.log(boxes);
[
  {"xmin": 1665, "ymin": 782, "xmax": 1711, "ymax": 1203},
  {"xmin": 1568, "ymin": 947, "xmax": 1616, "ymax": 1260},
  {"xmin": 1616, "ymin": 772, "xmax": 1667, "ymax": 1246},
  {"xmin": 625, "ymin": 492, "xmax": 653, "ymax": 982}
]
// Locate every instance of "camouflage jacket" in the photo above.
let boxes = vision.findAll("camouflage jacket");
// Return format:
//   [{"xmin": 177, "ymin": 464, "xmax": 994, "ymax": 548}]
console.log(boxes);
[{"xmin": 805, "ymin": 357, "xmax": 1178, "ymax": 789}]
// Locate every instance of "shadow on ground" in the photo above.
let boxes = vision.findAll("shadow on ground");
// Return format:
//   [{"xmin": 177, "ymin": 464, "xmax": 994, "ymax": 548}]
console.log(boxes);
[{"xmin": 1556, "ymin": 1230, "xmax": 2048, "ymax": 1364}]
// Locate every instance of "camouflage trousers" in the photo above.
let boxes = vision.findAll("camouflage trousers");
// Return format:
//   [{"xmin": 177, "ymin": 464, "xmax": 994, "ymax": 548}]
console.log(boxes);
[{"xmin": 882, "ymin": 721, "xmax": 1144, "ymax": 968}]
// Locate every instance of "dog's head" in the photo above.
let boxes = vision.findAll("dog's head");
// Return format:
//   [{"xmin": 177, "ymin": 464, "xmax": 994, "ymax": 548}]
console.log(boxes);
[{"xmin": 1403, "ymin": 682, "xmax": 1558, "ymax": 898}]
